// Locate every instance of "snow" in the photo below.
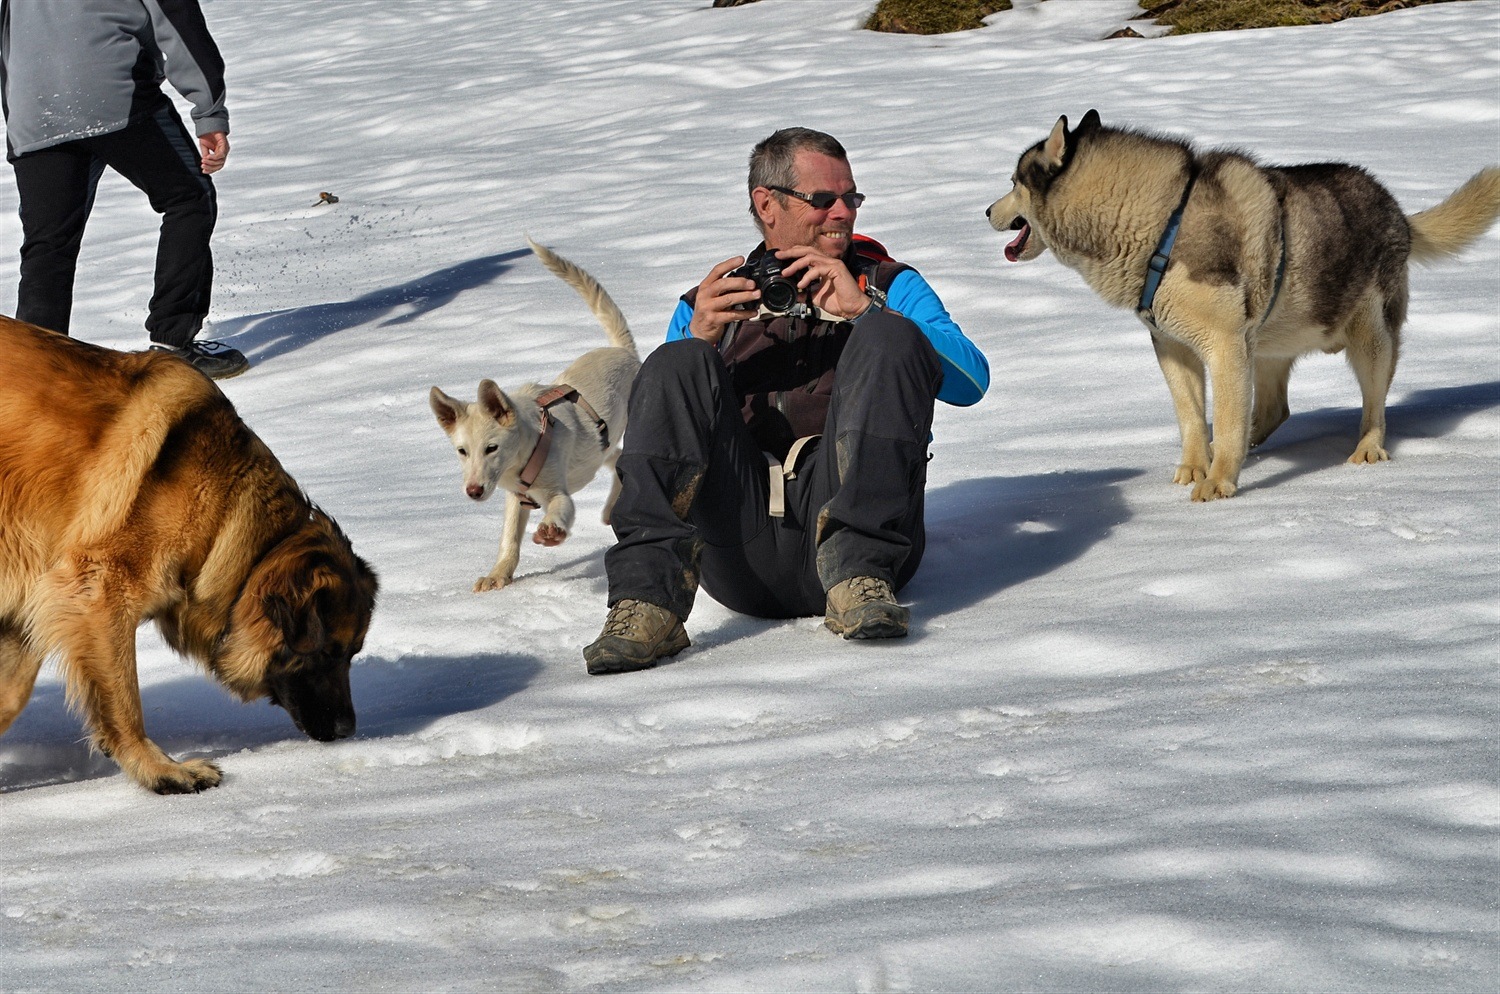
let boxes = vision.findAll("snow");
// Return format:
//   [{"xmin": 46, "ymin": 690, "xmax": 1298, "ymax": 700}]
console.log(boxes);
[{"xmin": 2, "ymin": 0, "xmax": 1497, "ymax": 989}]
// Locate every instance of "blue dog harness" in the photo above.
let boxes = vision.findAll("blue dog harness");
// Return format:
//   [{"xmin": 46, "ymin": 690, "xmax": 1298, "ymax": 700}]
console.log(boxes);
[{"xmin": 1137, "ymin": 169, "xmax": 1287, "ymax": 333}]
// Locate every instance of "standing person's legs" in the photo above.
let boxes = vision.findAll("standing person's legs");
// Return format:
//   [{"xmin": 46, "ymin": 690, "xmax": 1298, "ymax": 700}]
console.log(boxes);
[
  {"xmin": 85, "ymin": 98, "xmax": 217, "ymax": 348},
  {"xmin": 11, "ymin": 145, "xmax": 105, "ymax": 335}
]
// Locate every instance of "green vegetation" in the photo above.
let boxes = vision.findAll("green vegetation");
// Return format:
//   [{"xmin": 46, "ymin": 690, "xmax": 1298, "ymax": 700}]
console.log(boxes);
[
  {"xmin": 864, "ymin": 0, "xmax": 1012, "ymax": 35},
  {"xmin": 1140, "ymin": 0, "xmax": 1464, "ymax": 35}
]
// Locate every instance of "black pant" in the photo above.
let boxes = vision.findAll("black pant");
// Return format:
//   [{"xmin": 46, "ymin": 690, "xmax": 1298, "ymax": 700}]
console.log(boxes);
[
  {"xmin": 605, "ymin": 311, "xmax": 943, "ymax": 620},
  {"xmin": 10, "ymin": 95, "xmax": 216, "ymax": 347}
]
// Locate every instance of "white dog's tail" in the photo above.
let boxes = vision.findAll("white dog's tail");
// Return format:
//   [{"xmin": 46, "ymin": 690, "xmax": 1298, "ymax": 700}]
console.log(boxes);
[
  {"xmin": 525, "ymin": 237, "xmax": 637, "ymax": 355},
  {"xmin": 1408, "ymin": 166, "xmax": 1500, "ymax": 264}
]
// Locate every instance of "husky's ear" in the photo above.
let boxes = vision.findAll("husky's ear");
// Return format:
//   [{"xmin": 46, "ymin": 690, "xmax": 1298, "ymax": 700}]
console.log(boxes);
[
  {"xmin": 1077, "ymin": 109, "xmax": 1101, "ymax": 136},
  {"xmin": 1042, "ymin": 115, "xmax": 1070, "ymax": 169},
  {"xmin": 477, "ymin": 379, "xmax": 516, "ymax": 426},
  {"xmin": 429, "ymin": 386, "xmax": 465, "ymax": 433}
]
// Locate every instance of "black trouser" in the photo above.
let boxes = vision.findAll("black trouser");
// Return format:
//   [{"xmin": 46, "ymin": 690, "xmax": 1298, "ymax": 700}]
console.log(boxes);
[
  {"xmin": 10, "ymin": 95, "xmax": 216, "ymax": 347},
  {"xmin": 605, "ymin": 311, "xmax": 943, "ymax": 620}
]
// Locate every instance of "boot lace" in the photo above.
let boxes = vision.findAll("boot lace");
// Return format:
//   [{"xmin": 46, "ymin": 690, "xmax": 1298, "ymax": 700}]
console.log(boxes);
[
  {"xmin": 601, "ymin": 599, "xmax": 656, "ymax": 640},
  {"xmin": 845, "ymin": 576, "xmax": 895, "ymax": 605}
]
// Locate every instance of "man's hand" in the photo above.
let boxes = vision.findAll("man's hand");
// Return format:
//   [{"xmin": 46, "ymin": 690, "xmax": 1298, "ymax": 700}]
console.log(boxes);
[
  {"xmin": 775, "ymin": 245, "xmax": 870, "ymax": 321},
  {"xmin": 688, "ymin": 256, "xmax": 759, "ymax": 346},
  {"xmin": 199, "ymin": 132, "xmax": 230, "ymax": 175}
]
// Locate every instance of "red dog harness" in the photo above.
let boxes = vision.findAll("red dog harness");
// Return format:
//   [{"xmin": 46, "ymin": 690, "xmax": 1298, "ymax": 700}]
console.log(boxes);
[{"xmin": 515, "ymin": 385, "xmax": 610, "ymax": 509}]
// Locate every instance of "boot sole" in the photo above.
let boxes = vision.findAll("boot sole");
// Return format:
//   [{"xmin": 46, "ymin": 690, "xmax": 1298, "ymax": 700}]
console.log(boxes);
[
  {"xmin": 824, "ymin": 609, "xmax": 909, "ymax": 640},
  {"xmin": 584, "ymin": 628, "xmax": 690, "ymax": 675}
]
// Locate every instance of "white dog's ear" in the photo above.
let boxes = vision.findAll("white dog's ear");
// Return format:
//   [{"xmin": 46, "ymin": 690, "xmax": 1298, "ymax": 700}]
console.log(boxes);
[
  {"xmin": 429, "ymin": 386, "xmax": 464, "ymax": 433},
  {"xmin": 477, "ymin": 379, "xmax": 516, "ymax": 426},
  {"xmin": 1042, "ymin": 115, "xmax": 1069, "ymax": 169}
]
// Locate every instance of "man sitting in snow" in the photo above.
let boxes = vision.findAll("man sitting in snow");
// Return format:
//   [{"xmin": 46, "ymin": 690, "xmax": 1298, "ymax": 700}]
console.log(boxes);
[{"xmin": 584, "ymin": 127, "xmax": 989, "ymax": 675}]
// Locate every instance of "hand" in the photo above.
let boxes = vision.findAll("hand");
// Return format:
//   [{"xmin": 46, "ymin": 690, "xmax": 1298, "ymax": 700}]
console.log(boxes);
[
  {"xmin": 688, "ymin": 256, "xmax": 760, "ymax": 346},
  {"xmin": 773, "ymin": 245, "xmax": 870, "ymax": 321},
  {"xmin": 199, "ymin": 132, "xmax": 230, "ymax": 175}
]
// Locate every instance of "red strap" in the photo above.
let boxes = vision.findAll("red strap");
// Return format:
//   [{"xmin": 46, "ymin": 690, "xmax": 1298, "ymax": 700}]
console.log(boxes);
[
  {"xmin": 852, "ymin": 233, "xmax": 893, "ymax": 263},
  {"xmin": 516, "ymin": 407, "xmax": 552, "ymax": 509}
]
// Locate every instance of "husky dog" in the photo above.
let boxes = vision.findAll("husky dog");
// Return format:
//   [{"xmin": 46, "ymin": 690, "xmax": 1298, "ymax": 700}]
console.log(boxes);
[
  {"xmin": 430, "ymin": 239, "xmax": 640, "ymax": 590},
  {"xmin": 987, "ymin": 110, "xmax": 1500, "ymax": 500}
]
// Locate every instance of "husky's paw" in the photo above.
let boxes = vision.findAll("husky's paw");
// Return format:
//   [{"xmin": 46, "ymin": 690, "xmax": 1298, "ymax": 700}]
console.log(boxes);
[
  {"xmin": 474, "ymin": 573, "xmax": 515, "ymax": 592},
  {"xmin": 1190, "ymin": 478, "xmax": 1237, "ymax": 502},
  {"xmin": 1348, "ymin": 443, "xmax": 1389, "ymax": 464},
  {"xmin": 1172, "ymin": 464, "xmax": 1207, "ymax": 486},
  {"xmin": 533, "ymin": 523, "xmax": 568, "ymax": 547},
  {"xmin": 147, "ymin": 757, "xmax": 223, "ymax": 794}
]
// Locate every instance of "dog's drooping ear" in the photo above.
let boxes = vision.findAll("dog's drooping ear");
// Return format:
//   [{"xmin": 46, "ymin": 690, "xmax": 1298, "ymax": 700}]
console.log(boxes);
[
  {"xmin": 478, "ymin": 379, "xmax": 516, "ymax": 426},
  {"xmin": 430, "ymin": 387, "xmax": 465, "ymax": 433}
]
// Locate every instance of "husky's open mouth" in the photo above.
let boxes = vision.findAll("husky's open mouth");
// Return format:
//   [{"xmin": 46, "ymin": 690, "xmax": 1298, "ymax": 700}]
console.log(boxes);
[{"xmin": 1004, "ymin": 219, "xmax": 1031, "ymax": 262}]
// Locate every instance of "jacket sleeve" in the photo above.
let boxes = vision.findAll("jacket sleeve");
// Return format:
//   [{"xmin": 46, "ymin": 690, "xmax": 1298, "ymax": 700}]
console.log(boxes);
[
  {"xmin": 884, "ymin": 269, "xmax": 989, "ymax": 407},
  {"xmin": 664, "ymin": 298, "xmax": 694, "ymax": 342},
  {"xmin": 143, "ymin": 0, "xmax": 228, "ymax": 135}
]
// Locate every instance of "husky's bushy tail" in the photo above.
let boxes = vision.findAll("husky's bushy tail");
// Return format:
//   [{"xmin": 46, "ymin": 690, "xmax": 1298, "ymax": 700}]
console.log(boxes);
[
  {"xmin": 525, "ymin": 237, "xmax": 636, "ymax": 355},
  {"xmin": 1407, "ymin": 167, "xmax": 1500, "ymax": 263}
]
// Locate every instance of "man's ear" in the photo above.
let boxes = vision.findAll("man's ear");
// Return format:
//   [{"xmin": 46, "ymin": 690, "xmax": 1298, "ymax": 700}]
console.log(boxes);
[{"xmin": 751, "ymin": 186, "xmax": 778, "ymax": 230}]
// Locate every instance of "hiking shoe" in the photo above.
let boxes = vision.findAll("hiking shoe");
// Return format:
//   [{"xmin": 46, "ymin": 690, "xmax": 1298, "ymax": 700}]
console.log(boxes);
[
  {"xmin": 824, "ymin": 576, "xmax": 909, "ymax": 640},
  {"xmin": 583, "ymin": 599, "xmax": 690, "ymax": 675},
  {"xmin": 150, "ymin": 339, "xmax": 250, "ymax": 380}
]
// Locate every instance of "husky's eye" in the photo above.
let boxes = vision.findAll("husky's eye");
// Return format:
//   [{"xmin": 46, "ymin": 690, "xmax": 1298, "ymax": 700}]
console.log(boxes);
[
  {"xmin": 457, "ymin": 447, "xmax": 468, "ymax": 456},
  {"xmin": 484, "ymin": 444, "xmax": 499, "ymax": 455}
]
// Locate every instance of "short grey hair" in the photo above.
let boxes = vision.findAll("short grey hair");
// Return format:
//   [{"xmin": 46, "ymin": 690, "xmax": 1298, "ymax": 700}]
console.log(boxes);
[{"xmin": 747, "ymin": 128, "xmax": 848, "ymax": 233}]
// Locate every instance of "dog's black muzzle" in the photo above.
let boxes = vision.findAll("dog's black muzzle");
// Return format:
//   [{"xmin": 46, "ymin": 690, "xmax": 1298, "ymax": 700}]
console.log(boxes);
[{"xmin": 268, "ymin": 663, "xmax": 356, "ymax": 742}]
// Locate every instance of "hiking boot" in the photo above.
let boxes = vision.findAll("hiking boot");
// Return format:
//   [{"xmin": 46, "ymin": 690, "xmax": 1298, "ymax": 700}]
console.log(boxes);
[
  {"xmin": 583, "ymin": 599, "xmax": 690, "ymax": 675},
  {"xmin": 150, "ymin": 339, "xmax": 250, "ymax": 380},
  {"xmin": 824, "ymin": 576, "xmax": 909, "ymax": 640}
]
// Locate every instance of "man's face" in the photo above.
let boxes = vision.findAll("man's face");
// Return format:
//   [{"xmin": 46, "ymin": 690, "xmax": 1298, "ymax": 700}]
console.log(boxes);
[{"xmin": 757, "ymin": 150, "xmax": 858, "ymax": 256}]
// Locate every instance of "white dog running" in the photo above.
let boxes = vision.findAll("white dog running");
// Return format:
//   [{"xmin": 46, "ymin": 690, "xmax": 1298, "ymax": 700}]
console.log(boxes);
[{"xmin": 430, "ymin": 238, "xmax": 640, "ymax": 590}]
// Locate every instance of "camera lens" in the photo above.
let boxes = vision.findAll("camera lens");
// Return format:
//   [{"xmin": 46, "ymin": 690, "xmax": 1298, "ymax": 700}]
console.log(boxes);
[{"xmin": 761, "ymin": 277, "xmax": 797, "ymax": 313}]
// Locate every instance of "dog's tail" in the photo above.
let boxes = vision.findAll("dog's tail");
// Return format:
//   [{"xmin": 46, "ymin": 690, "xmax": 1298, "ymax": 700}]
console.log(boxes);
[
  {"xmin": 1408, "ymin": 166, "xmax": 1500, "ymax": 263},
  {"xmin": 525, "ymin": 237, "xmax": 637, "ymax": 355}
]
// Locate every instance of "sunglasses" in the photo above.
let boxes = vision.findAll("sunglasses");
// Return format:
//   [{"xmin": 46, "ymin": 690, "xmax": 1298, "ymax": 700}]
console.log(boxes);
[{"xmin": 768, "ymin": 186, "xmax": 866, "ymax": 210}]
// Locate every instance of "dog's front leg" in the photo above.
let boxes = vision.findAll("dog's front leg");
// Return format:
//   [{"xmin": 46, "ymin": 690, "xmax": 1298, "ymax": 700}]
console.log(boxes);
[
  {"xmin": 476, "ymin": 492, "xmax": 527, "ymax": 591},
  {"xmin": 533, "ymin": 491, "xmax": 575, "ymax": 547},
  {"xmin": 1148, "ymin": 329, "xmax": 1211, "ymax": 486},
  {"xmin": 1196, "ymin": 335, "xmax": 1254, "ymax": 501},
  {"xmin": 38, "ymin": 564, "xmax": 221, "ymax": 792},
  {"xmin": 0, "ymin": 625, "xmax": 45, "ymax": 738}
]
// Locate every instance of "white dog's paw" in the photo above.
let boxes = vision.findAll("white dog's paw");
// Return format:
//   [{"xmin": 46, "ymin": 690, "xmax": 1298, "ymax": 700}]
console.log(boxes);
[
  {"xmin": 1348, "ymin": 443, "xmax": 1389, "ymax": 464},
  {"xmin": 1172, "ymin": 464, "xmax": 1207, "ymax": 486},
  {"xmin": 532, "ymin": 522, "xmax": 568, "ymax": 547},
  {"xmin": 1190, "ymin": 478, "xmax": 1238, "ymax": 502},
  {"xmin": 473, "ymin": 573, "xmax": 514, "ymax": 592}
]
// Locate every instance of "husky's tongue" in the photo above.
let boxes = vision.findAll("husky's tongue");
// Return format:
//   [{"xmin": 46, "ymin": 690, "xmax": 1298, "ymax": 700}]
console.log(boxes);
[{"xmin": 1005, "ymin": 223, "xmax": 1030, "ymax": 262}]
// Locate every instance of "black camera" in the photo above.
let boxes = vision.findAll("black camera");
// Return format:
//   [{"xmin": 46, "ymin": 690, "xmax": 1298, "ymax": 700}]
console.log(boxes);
[{"xmin": 730, "ymin": 253, "xmax": 799, "ymax": 315}]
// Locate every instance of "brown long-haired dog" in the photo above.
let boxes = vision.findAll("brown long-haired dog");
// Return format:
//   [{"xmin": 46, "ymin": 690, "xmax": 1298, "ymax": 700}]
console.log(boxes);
[{"xmin": 0, "ymin": 317, "xmax": 378, "ymax": 793}]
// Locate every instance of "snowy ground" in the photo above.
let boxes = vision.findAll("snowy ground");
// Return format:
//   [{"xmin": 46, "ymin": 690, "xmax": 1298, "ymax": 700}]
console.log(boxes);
[{"xmin": 1, "ymin": 1, "xmax": 1497, "ymax": 990}]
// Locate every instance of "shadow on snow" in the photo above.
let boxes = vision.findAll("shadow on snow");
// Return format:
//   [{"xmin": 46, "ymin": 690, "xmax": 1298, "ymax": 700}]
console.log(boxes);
[
  {"xmin": 0, "ymin": 652, "xmax": 541, "ymax": 794},
  {"xmin": 908, "ymin": 467, "xmax": 1143, "ymax": 619},
  {"xmin": 1245, "ymin": 379, "xmax": 1500, "ymax": 493},
  {"xmin": 212, "ymin": 248, "xmax": 532, "ymax": 362}
]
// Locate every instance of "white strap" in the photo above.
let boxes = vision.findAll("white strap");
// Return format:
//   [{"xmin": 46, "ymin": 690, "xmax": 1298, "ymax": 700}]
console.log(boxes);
[{"xmin": 764, "ymin": 435, "xmax": 820, "ymax": 519}]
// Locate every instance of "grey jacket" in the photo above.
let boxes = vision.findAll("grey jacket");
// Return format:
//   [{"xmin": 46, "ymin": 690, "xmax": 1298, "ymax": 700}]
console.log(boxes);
[{"xmin": 0, "ymin": 0, "xmax": 228, "ymax": 158}]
